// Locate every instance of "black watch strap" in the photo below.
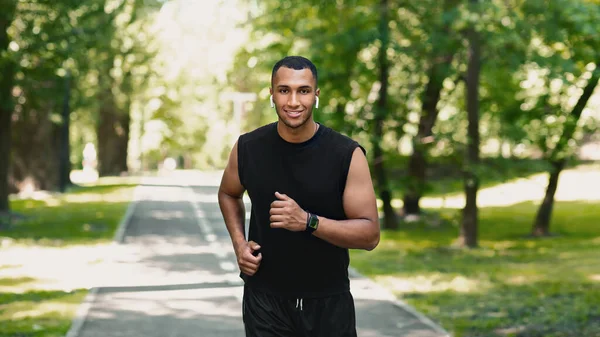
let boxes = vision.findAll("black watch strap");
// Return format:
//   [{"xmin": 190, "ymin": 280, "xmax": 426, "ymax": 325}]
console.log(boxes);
[{"xmin": 306, "ymin": 212, "xmax": 319, "ymax": 233}]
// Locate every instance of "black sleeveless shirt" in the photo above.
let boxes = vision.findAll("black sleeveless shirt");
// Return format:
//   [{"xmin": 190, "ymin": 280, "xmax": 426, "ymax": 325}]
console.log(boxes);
[{"xmin": 237, "ymin": 122, "xmax": 365, "ymax": 298}]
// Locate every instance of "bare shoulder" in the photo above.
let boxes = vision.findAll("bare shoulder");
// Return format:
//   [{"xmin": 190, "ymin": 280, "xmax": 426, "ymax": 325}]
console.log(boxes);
[
  {"xmin": 348, "ymin": 147, "xmax": 370, "ymax": 180},
  {"xmin": 343, "ymin": 146, "xmax": 377, "ymax": 220}
]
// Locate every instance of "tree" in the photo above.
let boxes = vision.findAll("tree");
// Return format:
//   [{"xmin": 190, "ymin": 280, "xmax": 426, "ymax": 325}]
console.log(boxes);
[
  {"xmin": 510, "ymin": 0, "xmax": 600, "ymax": 235},
  {"xmin": 373, "ymin": 0, "xmax": 399, "ymax": 229},
  {"xmin": 460, "ymin": 0, "xmax": 481, "ymax": 248},
  {"xmin": 0, "ymin": 0, "xmax": 17, "ymax": 218},
  {"xmin": 81, "ymin": 0, "xmax": 160, "ymax": 176},
  {"xmin": 532, "ymin": 65, "xmax": 600, "ymax": 235},
  {"xmin": 402, "ymin": 0, "xmax": 461, "ymax": 216},
  {"xmin": 9, "ymin": 0, "xmax": 100, "ymax": 192}
]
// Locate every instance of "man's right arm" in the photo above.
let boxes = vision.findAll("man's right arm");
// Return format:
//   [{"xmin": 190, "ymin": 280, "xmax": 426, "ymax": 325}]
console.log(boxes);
[
  {"xmin": 218, "ymin": 140, "xmax": 262, "ymax": 275},
  {"xmin": 218, "ymin": 141, "xmax": 246, "ymax": 248}
]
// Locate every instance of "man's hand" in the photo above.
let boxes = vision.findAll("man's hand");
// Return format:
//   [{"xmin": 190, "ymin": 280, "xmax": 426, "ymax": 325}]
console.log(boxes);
[
  {"xmin": 235, "ymin": 240, "xmax": 262, "ymax": 276},
  {"xmin": 269, "ymin": 192, "xmax": 307, "ymax": 232}
]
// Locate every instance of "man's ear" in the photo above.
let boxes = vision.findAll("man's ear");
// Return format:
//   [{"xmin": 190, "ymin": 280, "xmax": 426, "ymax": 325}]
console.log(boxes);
[
  {"xmin": 269, "ymin": 87, "xmax": 273, "ymax": 95},
  {"xmin": 316, "ymin": 88, "xmax": 320, "ymax": 97}
]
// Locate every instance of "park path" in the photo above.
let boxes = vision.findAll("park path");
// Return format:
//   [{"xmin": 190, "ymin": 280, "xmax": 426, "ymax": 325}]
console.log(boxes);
[{"xmin": 67, "ymin": 171, "xmax": 449, "ymax": 337}]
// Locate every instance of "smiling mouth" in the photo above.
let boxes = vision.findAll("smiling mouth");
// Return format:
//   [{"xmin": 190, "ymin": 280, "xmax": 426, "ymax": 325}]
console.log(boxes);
[{"xmin": 285, "ymin": 110, "xmax": 303, "ymax": 118}]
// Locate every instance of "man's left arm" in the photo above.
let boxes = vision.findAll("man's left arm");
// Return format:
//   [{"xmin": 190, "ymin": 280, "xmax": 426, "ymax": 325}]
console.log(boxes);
[{"xmin": 312, "ymin": 147, "xmax": 380, "ymax": 251}]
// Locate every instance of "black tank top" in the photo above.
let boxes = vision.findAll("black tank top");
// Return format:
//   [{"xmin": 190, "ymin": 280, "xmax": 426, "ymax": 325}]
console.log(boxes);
[{"xmin": 237, "ymin": 122, "xmax": 365, "ymax": 298}]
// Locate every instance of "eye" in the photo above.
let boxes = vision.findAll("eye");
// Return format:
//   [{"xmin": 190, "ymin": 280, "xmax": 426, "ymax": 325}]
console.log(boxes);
[
  {"xmin": 300, "ymin": 89, "xmax": 310, "ymax": 94},
  {"xmin": 279, "ymin": 89, "xmax": 289, "ymax": 94}
]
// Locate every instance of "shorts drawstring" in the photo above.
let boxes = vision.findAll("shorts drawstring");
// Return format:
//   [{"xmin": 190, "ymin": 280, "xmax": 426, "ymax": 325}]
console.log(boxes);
[{"xmin": 295, "ymin": 298, "xmax": 303, "ymax": 311}]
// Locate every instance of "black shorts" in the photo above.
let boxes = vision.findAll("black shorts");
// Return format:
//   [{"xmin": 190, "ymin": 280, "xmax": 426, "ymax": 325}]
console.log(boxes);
[{"xmin": 242, "ymin": 286, "xmax": 357, "ymax": 337}]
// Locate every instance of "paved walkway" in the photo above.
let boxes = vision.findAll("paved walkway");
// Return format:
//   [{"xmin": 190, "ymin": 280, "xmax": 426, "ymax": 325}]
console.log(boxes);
[{"xmin": 67, "ymin": 172, "xmax": 450, "ymax": 337}]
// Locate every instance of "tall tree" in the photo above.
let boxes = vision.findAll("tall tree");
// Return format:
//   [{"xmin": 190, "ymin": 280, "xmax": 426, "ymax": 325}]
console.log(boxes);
[
  {"xmin": 512, "ymin": 0, "xmax": 600, "ymax": 235},
  {"xmin": 373, "ymin": 0, "xmax": 398, "ymax": 229},
  {"xmin": 532, "ymin": 65, "xmax": 600, "ymax": 236},
  {"xmin": 10, "ymin": 0, "xmax": 94, "ymax": 193},
  {"xmin": 0, "ymin": 0, "xmax": 17, "ymax": 217},
  {"xmin": 460, "ymin": 0, "xmax": 481, "ymax": 248},
  {"xmin": 92, "ymin": 0, "xmax": 160, "ymax": 176},
  {"xmin": 403, "ymin": 0, "xmax": 460, "ymax": 215}
]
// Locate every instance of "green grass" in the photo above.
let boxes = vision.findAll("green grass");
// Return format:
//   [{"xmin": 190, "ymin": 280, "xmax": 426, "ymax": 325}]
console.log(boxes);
[
  {"xmin": 351, "ymin": 201, "xmax": 600, "ymax": 337},
  {"xmin": 0, "ymin": 290, "xmax": 87, "ymax": 337},
  {"xmin": 3, "ymin": 183, "xmax": 135, "ymax": 246},
  {"xmin": 0, "ymin": 180, "xmax": 136, "ymax": 336}
]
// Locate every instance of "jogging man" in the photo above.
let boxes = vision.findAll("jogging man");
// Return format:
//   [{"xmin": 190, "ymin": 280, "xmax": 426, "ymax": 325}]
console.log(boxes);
[{"xmin": 218, "ymin": 55, "xmax": 380, "ymax": 336}]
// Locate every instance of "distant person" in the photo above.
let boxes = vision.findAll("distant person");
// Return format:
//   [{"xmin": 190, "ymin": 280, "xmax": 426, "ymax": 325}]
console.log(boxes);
[{"xmin": 218, "ymin": 55, "xmax": 380, "ymax": 337}]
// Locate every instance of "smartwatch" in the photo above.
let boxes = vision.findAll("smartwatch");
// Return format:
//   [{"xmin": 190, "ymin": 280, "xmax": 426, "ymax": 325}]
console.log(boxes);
[{"xmin": 306, "ymin": 212, "xmax": 319, "ymax": 233}]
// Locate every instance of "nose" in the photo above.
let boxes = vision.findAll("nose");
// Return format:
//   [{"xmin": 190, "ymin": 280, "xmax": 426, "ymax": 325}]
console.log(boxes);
[{"xmin": 288, "ymin": 93, "xmax": 300, "ymax": 108}]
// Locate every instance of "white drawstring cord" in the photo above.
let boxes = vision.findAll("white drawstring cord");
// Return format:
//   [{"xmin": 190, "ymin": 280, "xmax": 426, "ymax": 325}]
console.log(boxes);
[{"xmin": 295, "ymin": 298, "xmax": 303, "ymax": 311}]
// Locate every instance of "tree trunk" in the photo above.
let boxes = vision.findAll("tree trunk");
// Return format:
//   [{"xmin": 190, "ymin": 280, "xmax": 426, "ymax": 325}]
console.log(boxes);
[
  {"xmin": 11, "ymin": 94, "xmax": 62, "ymax": 193},
  {"xmin": 59, "ymin": 73, "xmax": 72, "ymax": 192},
  {"xmin": 403, "ymin": 148, "xmax": 425, "ymax": 215},
  {"xmin": 373, "ymin": 123, "xmax": 397, "ymax": 230},
  {"xmin": 0, "ymin": 1, "xmax": 17, "ymax": 217},
  {"xmin": 96, "ymin": 90, "xmax": 130, "ymax": 177},
  {"xmin": 403, "ymin": 0, "xmax": 457, "ymax": 216},
  {"xmin": 403, "ymin": 60, "xmax": 451, "ymax": 215},
  {"xmin": 372, "ymin": 0, "xmax": 398, "ymax": 230},
  {"xmin": 532, "ymin": 160, "xmax": 564, "ymax": 236},
  {"xmin": 532, "ymin": 65, "xmax": 600, "ymax": 236},
  {"xmin": 117, "ymin": 112, "xmax": 130, "ymax": 173},
  {"xmin": 460, "ymin": 0, "xmax": 481, "ymax": 248}
]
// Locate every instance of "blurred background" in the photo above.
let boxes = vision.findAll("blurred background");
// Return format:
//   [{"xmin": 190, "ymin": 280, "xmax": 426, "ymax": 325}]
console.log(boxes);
[{"xmin": 1, "ymin": 0, "xmax": 599, "ymax": 336}]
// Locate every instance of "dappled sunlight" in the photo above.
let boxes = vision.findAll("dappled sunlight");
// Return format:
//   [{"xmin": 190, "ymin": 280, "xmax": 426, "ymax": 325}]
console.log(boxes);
[
  {"xmin": 11, "ymin": 301, "xmax": 80, "ymax": 319},
  {"xmin": 79, "ymin": 175, "xmax": 143, "ymax": 187},
  {"xmin": 489, "ymin": 241, "xmax": 518, "ymax": 251},
  {"xmin": 495, "ymin": 326, "xmax": 528, "ymax": 336},
  {"xmin": 43, "ymin": 198, "xmax": 63, "ymax": 207},
  {"xmin": 375, "ymin": 274, "xmax": 490, "ymax": 295},
  {"xmin": 13, "ymin": 186, "xmax": 135, "ymax": 207},
  {"xmin": 558, "ymin": 251, "xmax": 578, "ymax": 259},
  {"xmin": 0, "ymin": 241, "xmax": 240, "ymax": 293},
  {"xmin": 588, "ymin": 274, "xmax": 600, "ymax": 282},
  {"xmin": 504, "ymin": 274, "xmax": 544, "ymax": 286},
  {"xmin": 61, "ymin": 187, "xmax": 135, "ymax": 204},
  {"xmin": 0, "ymin": 289, "xmax": 86, "ymax": 331},
  {"xmin": 89, "ymin": 287, "xmax": 243, "ymax": 319},
  {"xmin": 378, "ymin": 234, "xmax": 444, "ymax": 251},
  {"xmin": 389, "ymin": 164, "xmax": 600, "ymax": 209}
]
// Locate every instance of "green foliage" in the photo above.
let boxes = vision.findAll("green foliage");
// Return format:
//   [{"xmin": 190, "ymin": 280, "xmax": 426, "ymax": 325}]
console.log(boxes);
[
  {"xmin": 494, "ymin": 0, "xmax": 600, "ymax": 159},
  {"xmin": 351, "ymin": 200, "xmax": 600, "ymax": 336}
]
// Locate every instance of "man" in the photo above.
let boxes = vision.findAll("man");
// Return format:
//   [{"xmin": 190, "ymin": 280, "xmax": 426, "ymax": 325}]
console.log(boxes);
[{"xmin": 218, "ymin": 55, "xmax": 380, "ymax": 337}]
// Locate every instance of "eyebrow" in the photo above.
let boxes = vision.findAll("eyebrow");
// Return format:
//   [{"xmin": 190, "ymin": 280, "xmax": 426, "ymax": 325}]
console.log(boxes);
[{"xmin": 277, "ymin": 85, "xmax": 313, "ymax": 90}]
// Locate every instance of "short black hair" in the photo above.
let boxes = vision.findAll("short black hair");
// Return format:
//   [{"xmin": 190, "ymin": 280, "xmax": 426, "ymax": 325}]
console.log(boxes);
[{"xmin": 271, "ymin": 56, "xmax": 318, "ymax": 87}]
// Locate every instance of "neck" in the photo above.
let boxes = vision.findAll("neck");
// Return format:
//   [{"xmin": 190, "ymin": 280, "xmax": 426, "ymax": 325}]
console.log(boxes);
[{"xmin": 277, "ymin": 120, "xmax": 318, "ymax": 143}]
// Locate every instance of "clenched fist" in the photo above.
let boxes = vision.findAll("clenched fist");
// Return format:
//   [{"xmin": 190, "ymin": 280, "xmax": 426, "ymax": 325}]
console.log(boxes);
[
  {"xmin": 269, "ymin": 191, "xmax": 307, "ymax": 232},
  {"xmin": 235, "ymin": 240, "xmax": 262, "ymax": 276}
]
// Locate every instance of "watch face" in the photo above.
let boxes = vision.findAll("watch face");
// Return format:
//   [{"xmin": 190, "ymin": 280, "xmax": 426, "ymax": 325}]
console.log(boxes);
[{"xmin": 308, "ymin": 215, "xmax": 319, "ymax": 229}]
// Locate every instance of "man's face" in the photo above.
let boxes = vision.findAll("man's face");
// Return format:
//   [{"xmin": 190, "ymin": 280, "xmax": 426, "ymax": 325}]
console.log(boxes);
[{"xmin": 270, "ymin": 67, "xmax": 320, "ymax": 129}]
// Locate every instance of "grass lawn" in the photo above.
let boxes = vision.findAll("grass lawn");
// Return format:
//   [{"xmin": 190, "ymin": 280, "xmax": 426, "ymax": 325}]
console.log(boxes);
[
  {"xmin": 351, "ymin": 200, "xmax": 600, "ymax": 337},
  {"xmin": 0, "ymin": 179, "xmax": 137, "ymax": 337}
]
